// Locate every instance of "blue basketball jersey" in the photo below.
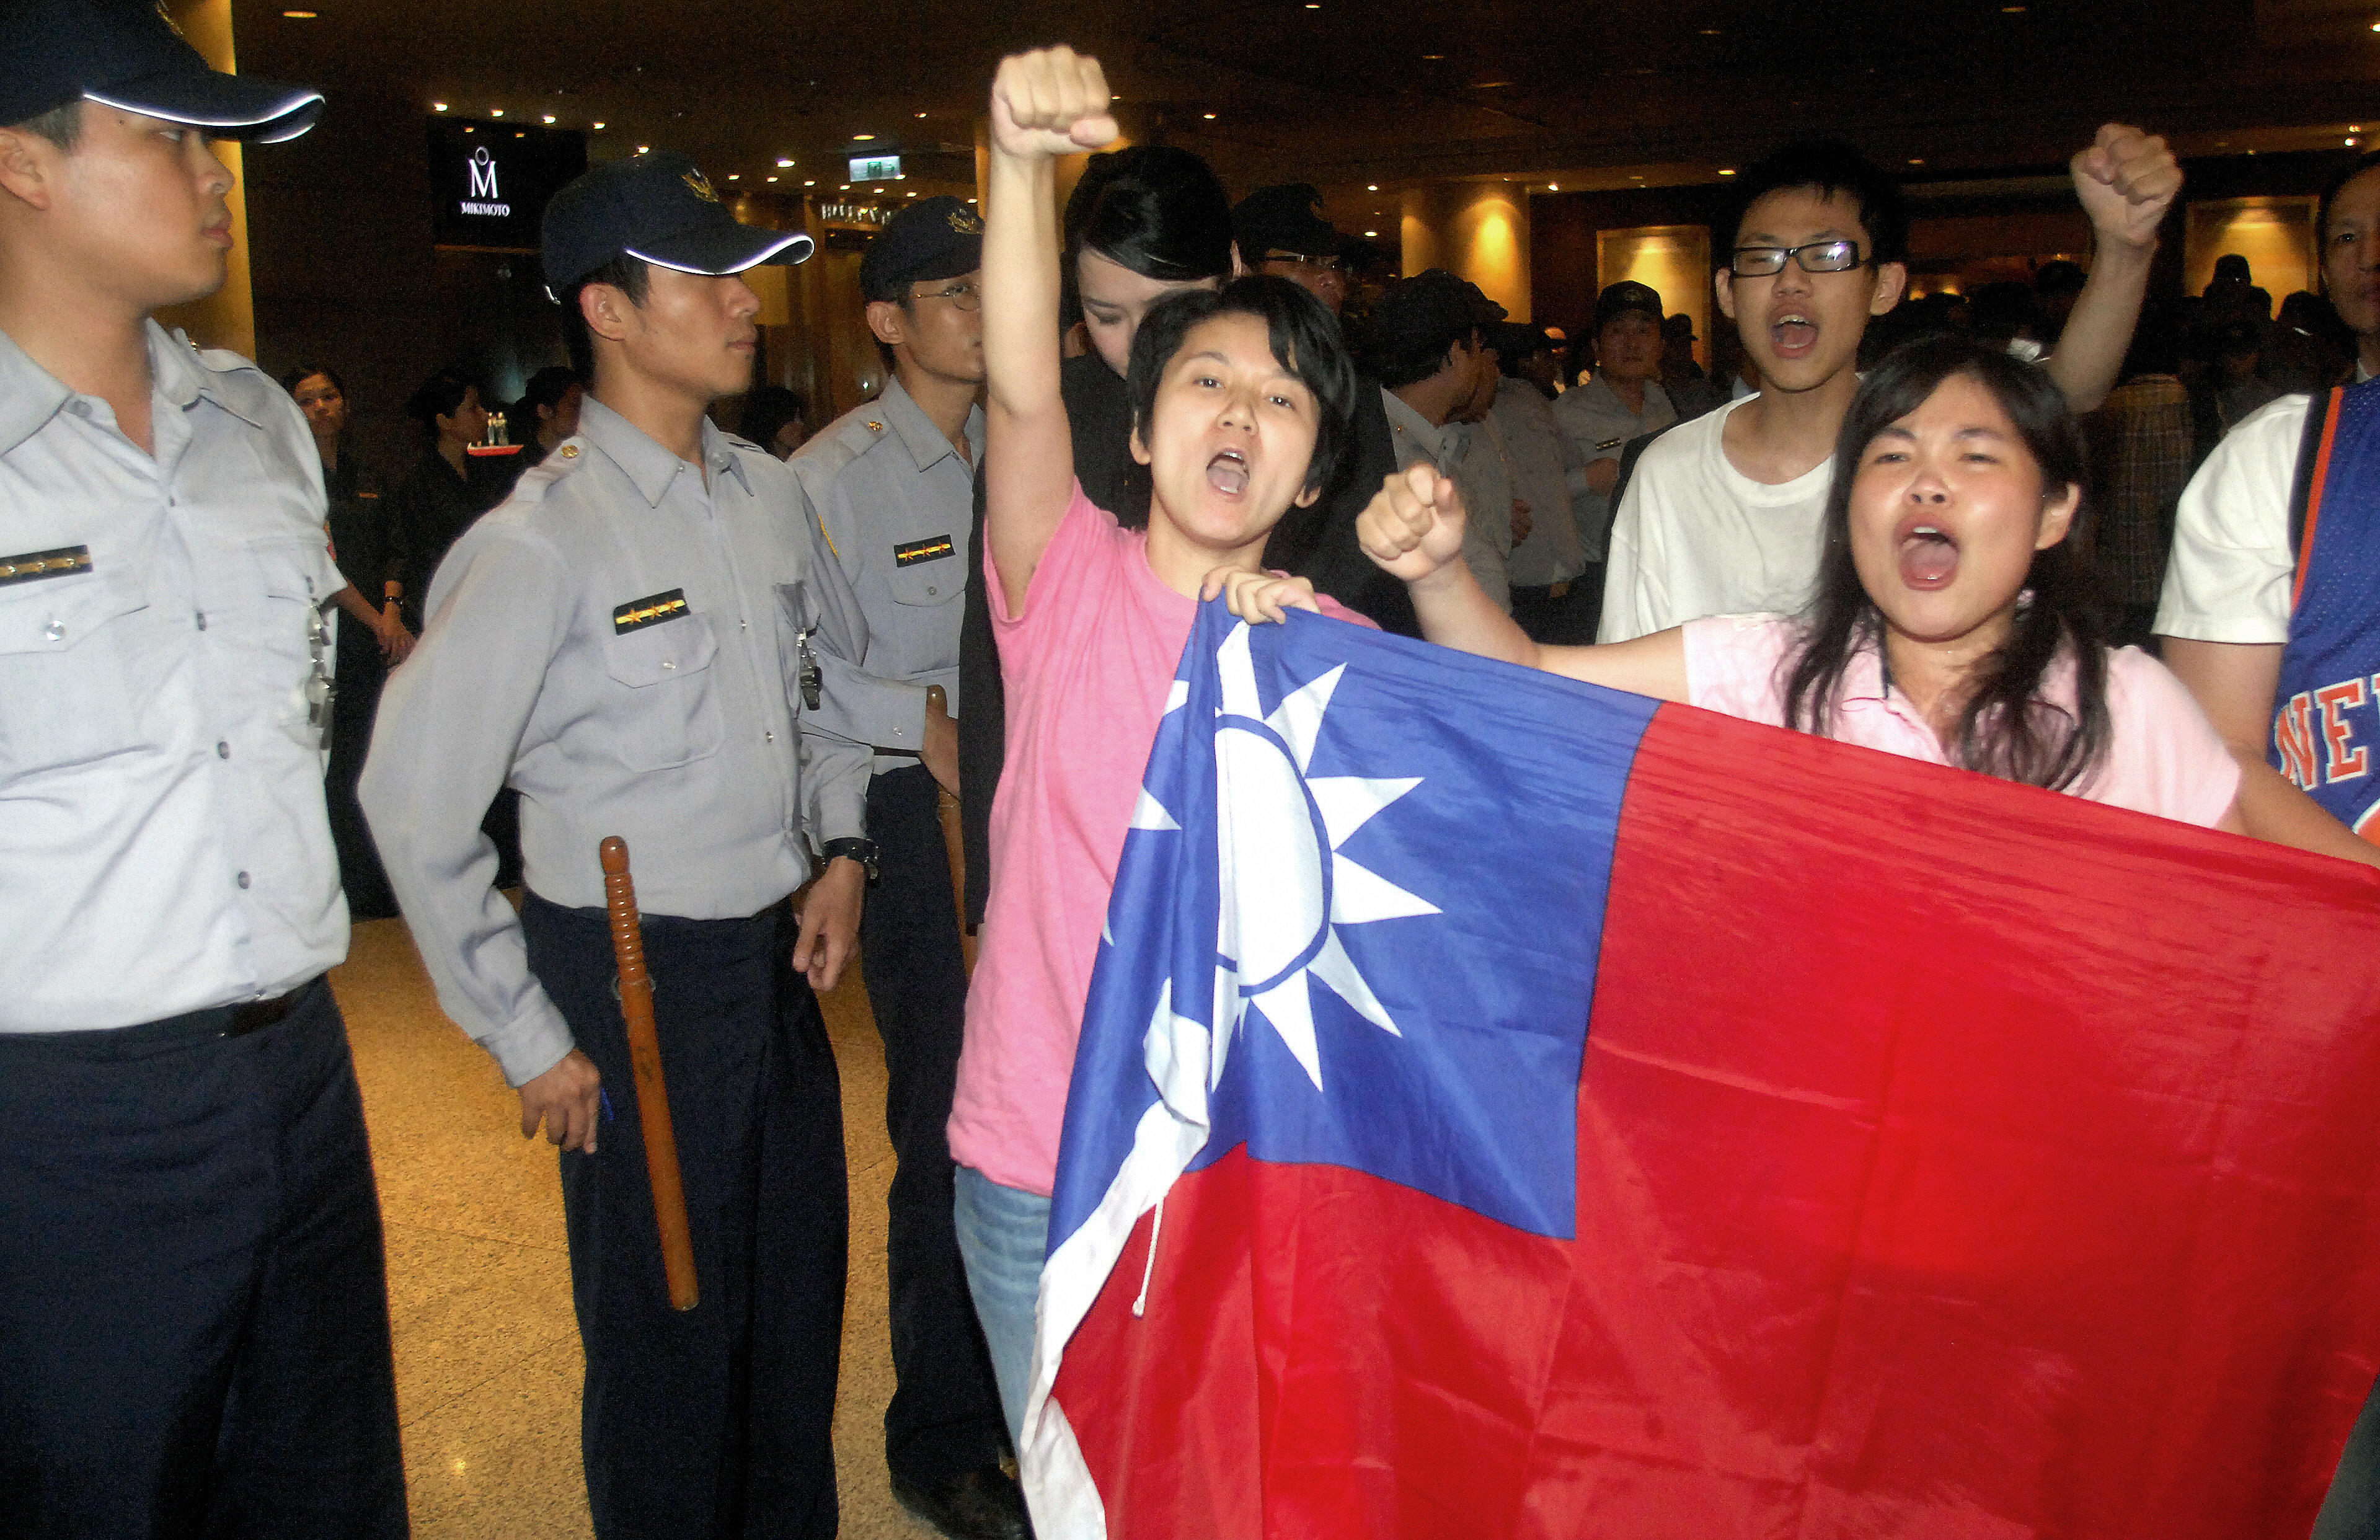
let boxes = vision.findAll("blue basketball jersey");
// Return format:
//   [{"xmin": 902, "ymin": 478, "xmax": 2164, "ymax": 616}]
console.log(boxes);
[{"xmin": 2272, "ymin": 378, "xmax": 2380, "ymax": 842}]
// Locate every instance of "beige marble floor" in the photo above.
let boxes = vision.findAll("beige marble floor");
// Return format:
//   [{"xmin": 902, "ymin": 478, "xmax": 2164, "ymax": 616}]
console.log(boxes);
[{"xmin": 332, "ymin": 914, "xmax": 943, "ymax": 1538}]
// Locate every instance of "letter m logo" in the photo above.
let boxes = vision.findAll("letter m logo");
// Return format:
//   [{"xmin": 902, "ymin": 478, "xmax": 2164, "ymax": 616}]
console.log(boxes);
[{"xmin": 467, "ymin": 148, "xmax": 500, "ymax": 200}]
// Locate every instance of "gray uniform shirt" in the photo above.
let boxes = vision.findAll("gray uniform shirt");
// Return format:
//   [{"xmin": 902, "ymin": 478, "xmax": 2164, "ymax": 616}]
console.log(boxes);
[
  {"xmin": 1552, "ymin": 374, "xmax": 1677, "ymax": 564},
  {"xmin": 0, "ymin": 322, "xmax": 348, "ymax": 1032},
  {"xmin": 361, "ymin": 397, "xmax": 870, "ymax": 1086},
  {"xmin": 787, "ymin": 376, "xmax": 981, "ymax": 770},
  {"xmin": 1493, "ymin": 376, "xmax": 1585, "ymax": 589}
]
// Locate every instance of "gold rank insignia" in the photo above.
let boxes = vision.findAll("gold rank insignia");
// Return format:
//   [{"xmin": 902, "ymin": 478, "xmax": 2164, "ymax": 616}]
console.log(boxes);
[
  {"xmin": 865, "ymin": 421, "xmax": 884, "ymax": 433},
  {"xmin": 893, "ymin": 534, "xmax": 955, "ymax": 567},
  {"xmin": 0, "ymin": 545, "xmax": 92, "ymax": 588},
  {"xmin": 613, "ymin": 588, "xmax": 691, "ymax": 634},
  {"xmin": 560, "ymin": 444, "xmax": 580, "ymax": 458},
  {"xmin": 947, "ymin": 206, "xmax": 984, "ymax": 235},
  {"xmin": 683, "ymin": 169, "xmax": 721, "ymax": 203}
]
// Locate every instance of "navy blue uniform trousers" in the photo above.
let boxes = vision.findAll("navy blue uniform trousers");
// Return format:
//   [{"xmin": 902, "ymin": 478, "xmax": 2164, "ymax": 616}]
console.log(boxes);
[
  {"xmin": 0, "ymin": 981, "xmax": 407, "ymax": 1539},
  {"xmin": 523, "ymin": 892, "xmax": 846, "ymax": 1540},
  {"xmin": 859, "ymin": 764, "xmax": 1006, "ymax": 1482}
]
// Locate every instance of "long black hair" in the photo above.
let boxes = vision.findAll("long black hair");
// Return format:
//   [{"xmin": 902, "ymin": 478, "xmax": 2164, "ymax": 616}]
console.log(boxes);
[
  {"xmin": 1782, "ymin": 334, "xmax": 2110, "ymax": 791},
  {"xmin": 1061, "ymin": 145, "xmax": 1234, "ymax": 329}
]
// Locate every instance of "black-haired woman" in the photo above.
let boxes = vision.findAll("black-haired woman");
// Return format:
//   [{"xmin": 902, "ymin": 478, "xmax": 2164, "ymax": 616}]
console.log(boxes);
[
  {"xmin": 383, "ymin": 366, "xmax": 502, "ymax": 627},
  {"xmin": 1260, "ymin": 334, "xmax": 2251, "ymax": 831}
]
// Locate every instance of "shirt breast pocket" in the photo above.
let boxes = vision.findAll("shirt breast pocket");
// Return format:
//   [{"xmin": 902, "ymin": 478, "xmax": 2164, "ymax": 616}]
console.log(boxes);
[
  {"xmin": 0, "ymin": 572, "xmax": 157, "ymax": 775},
  {"xmin": 603, "ymin": 614, "xmax": 724, "ymax": 771},
  {"xmin": 887, "ymin": 545, "xmax": 962, "ymax": 610}
]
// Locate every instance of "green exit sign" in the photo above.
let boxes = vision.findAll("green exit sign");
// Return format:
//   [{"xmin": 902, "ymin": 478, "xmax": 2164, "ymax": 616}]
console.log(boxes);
[{"xmin": 849, "ymin": 154, "xmax": 903, "ymax": 182}]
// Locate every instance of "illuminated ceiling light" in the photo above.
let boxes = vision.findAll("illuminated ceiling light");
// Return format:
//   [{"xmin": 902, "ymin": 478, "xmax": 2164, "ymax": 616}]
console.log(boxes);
[
  {"xmin": 490, "ymin": 108, "xmax": 504, "ymax": 117},
  {"xmin": 1367, "ymin": 184, "xmax": 1379, "ymax": 191},
  {"xmin": 1548, "ymin": 183, "xmax": 1559, "ymax": 191},
  {"xmin": 840, "ymin": 184, "xmax": 850, "ymax": 190},
  {"xmin": 1908, "ymin": 157, "xmax": 1925, "ymax": 165},
  {"xmin": 804, "ymin": 179, "xmax": 815, "ymax": 185},
  {"xmin": 1364, "ymin": 230, "xmax": 1378, "ymax": 237},
  {"xmin": 777, "ymin": 157, "xmax": 794, "ymax": 166},
  {"xmin": 908, "ymin": 190, "xmax": 918, "ymax": 197},
  {"xmin": 1203, "ymin": 112, "xmax": 1217, "ymax": 119},
  {"xmin": 766, "ymin": 175, "xmax": 777, "ymax": 182},
  {"xmin": 2003, "ymin": 4, "xmax": 2027, "ymax": 10},
  {"xmin": 433, "ymin": 102, "xmax": 448, "ymax": 112},
  {"xmin": 727, "ymin": 172, "xmax": 740, "ymax": 179},
  {"xmin": 637, "ymin": 144, "xmax": 650, "ymax": 154},
  {"xmin": 916, "ymin": 111, "xmax": 928, "ymax": 118},
  {"xmin": 591, "ymin": 122, "xmax": 606, "ymax": 130},
  {"xmin": 853, "ymin": 133, "xmax": 875, "ymax": 141},
  {"xmin": 542, "ymin": 114, "xmax": 556, "ymax": 124},
  {"xmin": 1422, "ymin": 53, "xmax": 1444, "ymax": 60},
  {"xmin": 1718, "ymin": 167, "xmax": 1736, "ymax": 175},
  {"xmin": 281, "ymin": 9, "xmax": 317, "ymax": 17},
  {"xmin": 1698, "ymin": 26, "xmax": 1720, "ymax": 33}
]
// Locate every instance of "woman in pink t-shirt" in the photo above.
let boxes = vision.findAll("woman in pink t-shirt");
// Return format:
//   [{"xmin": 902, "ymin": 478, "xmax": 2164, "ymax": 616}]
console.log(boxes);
[
  {"xmin": 1247, "ymin": 334, "xmax": 2248, "ymax": 833},
  {"xmin": 957, "ymin": 46, "xmax": 1374, "ymax": 1442}
]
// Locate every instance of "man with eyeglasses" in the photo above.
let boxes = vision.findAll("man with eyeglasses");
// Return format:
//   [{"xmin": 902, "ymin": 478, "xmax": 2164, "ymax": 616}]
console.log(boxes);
[
  {"xmin": 1598, "ymin": 128, "xmax": 2177, "ymax": 643},
  {"xmin": 1234, "ymin": 182, "xmax": 1350, "ymax": 317},
  {"xmin": 788, "ymin": 195, "xmax": 1025, "ymax": 1540}
]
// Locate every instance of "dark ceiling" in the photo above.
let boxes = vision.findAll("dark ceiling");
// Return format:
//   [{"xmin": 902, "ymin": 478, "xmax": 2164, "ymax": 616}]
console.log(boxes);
[{"xmin": 237, "ymin": 0, "xmax": 2380, "ymax": 209}]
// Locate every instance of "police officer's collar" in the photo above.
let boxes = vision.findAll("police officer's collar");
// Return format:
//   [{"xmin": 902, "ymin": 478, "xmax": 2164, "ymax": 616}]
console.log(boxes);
[
  {"xmin": 874, "ymin": 375, "xmax": 981, "ymax": 474},
  {"xmin": 0, "ymin": 320, "xmax": 267, "ymax": 454},
  {"xmin": 576, "ymin": 395, "xmax": 750, "ymax": 507}
]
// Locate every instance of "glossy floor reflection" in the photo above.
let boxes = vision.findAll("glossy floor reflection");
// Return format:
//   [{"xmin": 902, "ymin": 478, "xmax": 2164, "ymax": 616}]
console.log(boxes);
[{"xmin": 333, "ymin": 915, "xmax": 939, "ymax": 1538}]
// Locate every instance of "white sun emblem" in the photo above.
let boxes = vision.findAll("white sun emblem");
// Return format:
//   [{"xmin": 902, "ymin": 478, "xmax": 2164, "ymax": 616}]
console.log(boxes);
[{"xmin": 1131, "ymin": 623, "xmax": 1436, "ymax": 1093}]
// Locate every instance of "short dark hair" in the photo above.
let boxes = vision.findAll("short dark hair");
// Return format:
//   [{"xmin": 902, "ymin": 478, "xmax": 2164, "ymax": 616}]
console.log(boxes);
[
  {"xmin": 740, "ymin": 384, "xmax": 807, "ymax": 448},
  {"xmin": 1125, "ymin": 275, "xmax": 1357, "ymax": 498},
  {"xmin": 2319, "ymin": 150, "xmax": 2380, "ymax": 245},
  {"xmin": 519, "ymin": 365, "xmax": 582, "ymax": 417},
  {"xmin": 278, "ymin": 364, "xmax": 346, "ymax": 397},
  {"xmin": 1728, "ymin": 140, "xmax": 1910, "ymax": 268},
  {"xmin": 558, "ymin": 254, "xmax": 652, "ymax": 379},
  {"xmin": 1785, "ymin": 334, "xmax": 2107, "ymax": 791},
  {"xmin": 14, "ymin": 100, "xmax": 81, "ymax": 151}
]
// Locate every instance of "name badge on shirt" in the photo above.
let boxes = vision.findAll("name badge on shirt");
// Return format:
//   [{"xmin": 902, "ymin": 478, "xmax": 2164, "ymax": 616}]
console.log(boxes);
[
  {"xmin": 893, "ymin": 534, "xmax": 956, "ymax": 567},
  {"xmin": 0, "ymin": 545, "xmax": 92, "ymax": 587},
  {"xmin": 613, "ymin": 588, "xmax": 690, "ymax": 635}
]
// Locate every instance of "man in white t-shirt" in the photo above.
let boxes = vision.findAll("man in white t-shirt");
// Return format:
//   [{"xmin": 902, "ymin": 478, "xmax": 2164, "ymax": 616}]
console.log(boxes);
[
  {"xmin": 2156, "ymin": 151, "xmax": 2380, "ymax": 873},
  {"xmin": 1598, "ymin": 128, "xmax": 2180, "ymax": 642}
]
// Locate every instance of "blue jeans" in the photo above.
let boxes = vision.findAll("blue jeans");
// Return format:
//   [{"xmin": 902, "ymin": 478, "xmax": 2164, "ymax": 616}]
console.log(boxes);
[{"xmin": 953, "ymin": 1165, "xmax": 1052, "ymax": 1445}]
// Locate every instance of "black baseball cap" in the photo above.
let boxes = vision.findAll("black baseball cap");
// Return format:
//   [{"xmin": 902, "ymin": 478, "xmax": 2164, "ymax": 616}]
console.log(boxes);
[
  {"xmin": 1, "ymin": 0, "xmax": 322, "ymax": 141},
  {"xmin": 542, "ymin": 151, "xmax": 814, "ymax": 297},
  {"xmin": 1234, "ymin": 184, "xmax": 1343, "ymax": 261},
  {"xmin": 859, "ymin": 196, "xmax": 982, "ymax": 303},
  {"xmin": 1372, "ymin": 268, "xmax": 1507, "ymax": 352},
  {"xmin": 1595, "ymin": 280, "xmax": 1665, "ymax": 330}
]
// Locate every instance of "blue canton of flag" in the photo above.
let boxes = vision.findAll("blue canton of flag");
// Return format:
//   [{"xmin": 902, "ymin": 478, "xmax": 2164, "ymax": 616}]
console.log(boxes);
[{"xmin": 1049, "ymin": 600, "xmax": 1660, "ymax": 1252}]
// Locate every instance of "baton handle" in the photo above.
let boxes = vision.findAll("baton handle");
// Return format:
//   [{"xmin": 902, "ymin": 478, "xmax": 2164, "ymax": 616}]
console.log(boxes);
[{"xmin": 599, "ymin": 836, "xmax": 699, "ymax": 1311}]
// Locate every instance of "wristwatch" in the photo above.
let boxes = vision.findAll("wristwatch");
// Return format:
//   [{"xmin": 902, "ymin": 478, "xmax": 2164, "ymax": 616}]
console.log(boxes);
[{"xmin": 821, "ymin": 837, "xmax": 880, "ymax": 885}]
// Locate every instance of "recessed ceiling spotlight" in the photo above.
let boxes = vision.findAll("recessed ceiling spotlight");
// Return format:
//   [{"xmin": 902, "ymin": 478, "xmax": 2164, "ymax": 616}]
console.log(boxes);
[
  {"xmin": 804, "ymin": 179, "xmax": 815, "ymax": 186},
  {"xmin": 727, "ymin": 172, "xmax": 739, "ymax": 179},
  {"xmin": 1698, "ymin": 27, "xmax": 1720, "ymax": 34},
  {"xmin": 1548, "ymin": 183, "xmax": 1559, "ymax": 191},
  {"xmin": 840, "ymin": 184, "xmax": 850, "ymax": 190},
  {"xmin": 1718, "ymin": 167, "xmax": 1736, "ymax": 175},
  {"xmin": 915, "ymin": 111, "xmax": 927, "ymax": 118},
  {"xmin": 542, "ymin": 115, "xmax": 556, "ymax": 124},
  {"xmin": 777, "ymin": 158, "xmax": 794, "ymax": 167},
  {"xmin": 433, "ymin": 102, "xmax": 448, "ymax": 112},
  {"xmin": 637, "ymin": 144, "xmax": 650, "ymax": 154},
  {"xmin": 281, "ymin": 9, "xmax": 316, "ymax": 17},
  {"xmin": 1367, "ymin": 184, "xmax": 1379, "ymax": 191},
  {"xmin": 1203, "ymin": 112, "xmax": 1217, "ymax": 119},
  {"xmin": 1908, "ymin": 157, "xmax": 1925, "ymax": 165},
  {"xmin": 592, "ymin": 122, "xmax": 606, "ymax": 130},
  {"xmin": 854, "ymin": 133, "xmax": 875, "ymax": 141},
  {"xmin": 766, "ymin": 175, "xmax": 777, "ymax": 182},
  {"xmin": 1422, "ymin": 53, "xmax": 1444, "ymax": 60},
  {"xmin": 490, "ymin": 108, "xmax": 504, "ymax": 117}
]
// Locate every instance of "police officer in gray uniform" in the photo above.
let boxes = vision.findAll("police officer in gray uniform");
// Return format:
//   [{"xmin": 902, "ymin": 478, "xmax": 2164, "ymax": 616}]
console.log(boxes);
[
  {"xmin": 363, "ymin": 152, "xmax": 872, "ymax": 1540},
  {"xmin": 0, "ymin": 2, "xmax": 407, "ymax": 1532},
  {"xmin": 789, "ymin": 196, "xmax": 1024, "ymax": 1540}
]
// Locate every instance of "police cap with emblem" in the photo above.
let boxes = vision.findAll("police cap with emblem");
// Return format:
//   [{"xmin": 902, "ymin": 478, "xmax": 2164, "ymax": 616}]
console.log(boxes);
[
  {"xmin": 1232, "ymin": 183, "xmax": 1344, "ymax": 262},
  {"xmin": 1595, "ymin": 280, "xmax": 1665, "ymax": 331},
  {"xmin": 542, "ymin": 149, "xmax": 816, "ymax": 297},
  {"xmin": 1, "ymin": 0, "xmax": 323, "ymax": 141},
  {"xmin": 859, "ymin": 195, "xmax": 983, "ymax": 304}
]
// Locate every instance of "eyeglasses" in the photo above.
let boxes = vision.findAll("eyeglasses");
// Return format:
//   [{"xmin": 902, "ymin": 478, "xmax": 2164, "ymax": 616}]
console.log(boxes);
[
  {"xmin": 912, "ymin": 281, "xmax": 981, "ymax": 311},
  {"xmin": 1728, "ymin": 240, "xmax": 1866, "ymax": 278},
  {"xmin": 1265, "ymin": 250, "xmax": 1347, "ymax": 274}
]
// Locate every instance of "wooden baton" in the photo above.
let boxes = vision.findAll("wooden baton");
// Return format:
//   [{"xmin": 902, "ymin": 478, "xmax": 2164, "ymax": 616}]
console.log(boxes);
[{"xmin": 599, "ymin": 836, "xmax": 699, "ymax": 1311}]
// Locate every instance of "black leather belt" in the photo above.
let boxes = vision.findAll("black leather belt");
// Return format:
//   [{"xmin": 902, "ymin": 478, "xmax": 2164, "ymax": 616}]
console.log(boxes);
[{"xmin": 149, "ymin": 975, "xmax": 325, "ymax": 1040}]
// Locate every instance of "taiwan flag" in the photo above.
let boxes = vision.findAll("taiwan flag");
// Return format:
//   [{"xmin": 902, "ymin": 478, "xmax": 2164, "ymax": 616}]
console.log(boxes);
[{"xmin": 1022, "ymin": 600, "xmax": 2380, "ymax": 1539}]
